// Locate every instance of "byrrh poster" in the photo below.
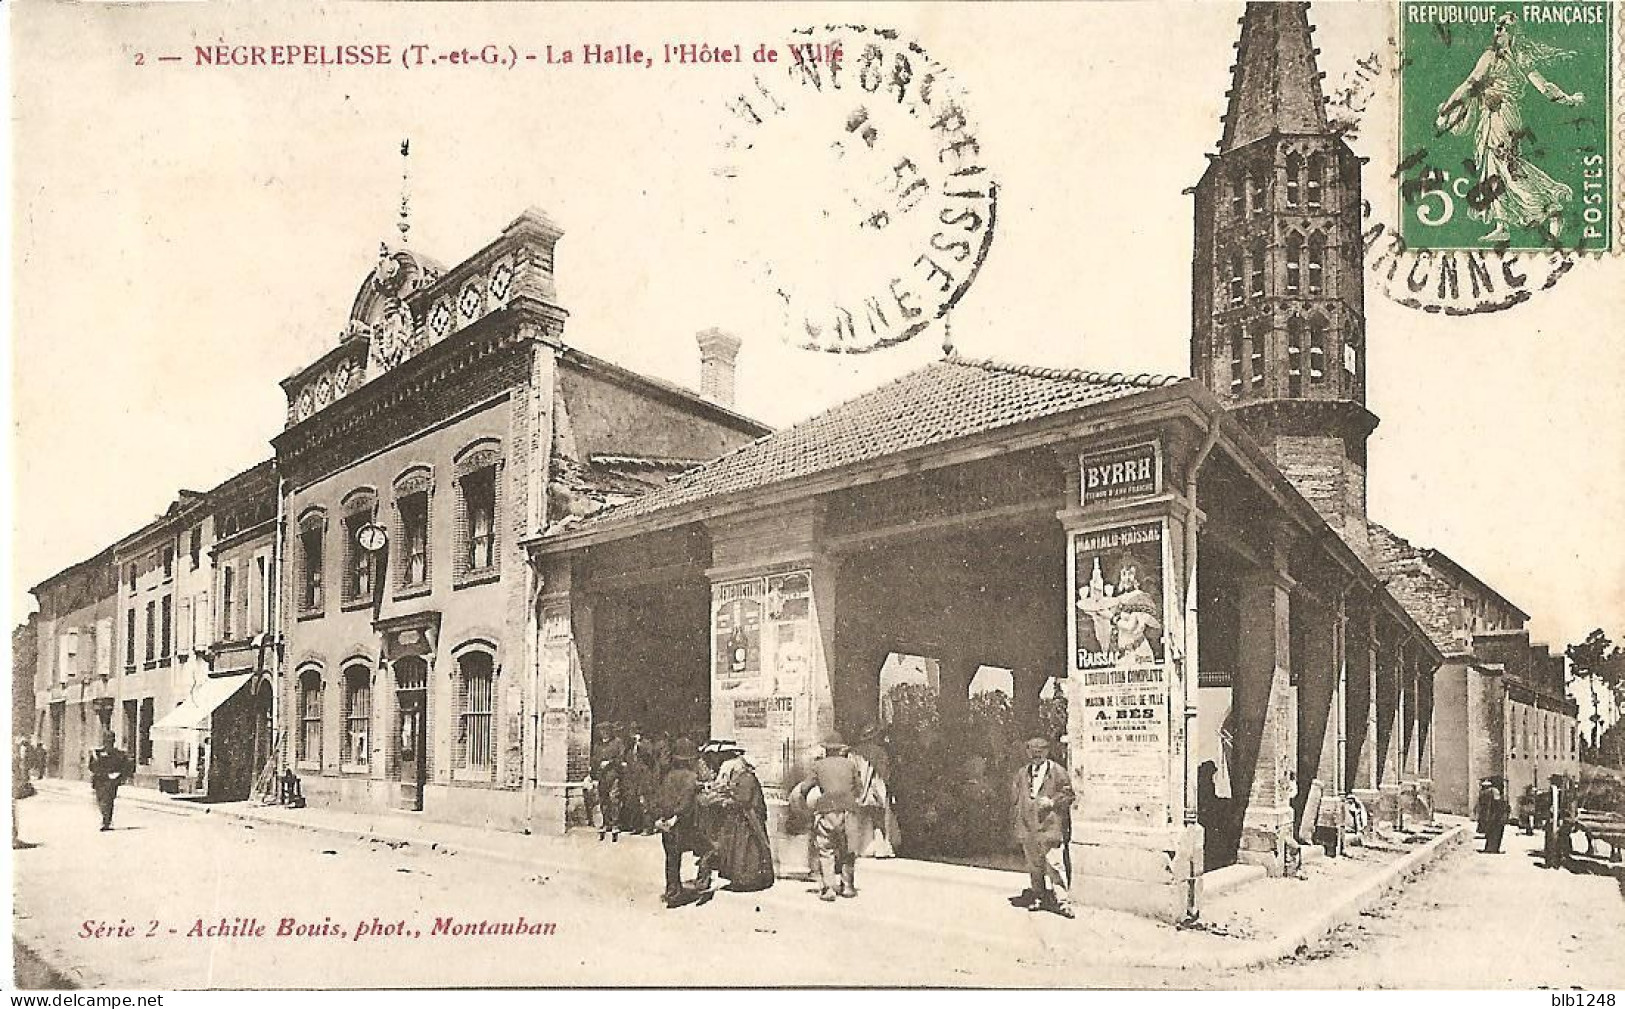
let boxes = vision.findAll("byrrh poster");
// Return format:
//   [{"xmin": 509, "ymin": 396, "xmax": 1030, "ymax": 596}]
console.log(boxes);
[
  {"xmin": 1072, "ymin": 521, "xmax": 1167, "ymax": 672},
  {"xmin": 10, "ymin": 0, "xmax": 1625, "ymax": 995}
]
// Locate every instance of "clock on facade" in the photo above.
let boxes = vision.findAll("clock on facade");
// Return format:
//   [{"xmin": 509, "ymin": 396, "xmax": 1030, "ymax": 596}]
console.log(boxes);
[{"xmin": 356, "ymin": 523, "xmax": 388, "ymax": 553}]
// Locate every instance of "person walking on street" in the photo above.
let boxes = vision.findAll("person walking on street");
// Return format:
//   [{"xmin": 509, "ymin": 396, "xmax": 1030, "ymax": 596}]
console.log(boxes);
[
  {"xmin": 1010, "ymin": 737, "xmax": 1075, "ymax": 918},
  {"xmin": 653, "ymin": 738, "xmax": 714, "ymax": 908},
  {"xmin": 699, "ymin": 740, "xmax": 776, "ymax": 892},
  {"xmin": 1481, "ymin": 784, "xmax": 1510, "ymax": 854},
  {"xmin": 87, "ymin": 732, "xmax": 133, "ymax": 832},
  {"xmin": 796, "ymin": 732, "xmax": 863, "ymax": 901}
]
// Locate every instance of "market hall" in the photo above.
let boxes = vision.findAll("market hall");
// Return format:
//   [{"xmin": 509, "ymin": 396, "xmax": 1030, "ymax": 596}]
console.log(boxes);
[{"xmin": 527, "ymin": 354, "xmax": 1442, "ymax": 920}]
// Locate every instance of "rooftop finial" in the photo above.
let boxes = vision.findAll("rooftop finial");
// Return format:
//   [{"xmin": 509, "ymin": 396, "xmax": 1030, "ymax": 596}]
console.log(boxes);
[{"xmin": 397, "ymin": 138, "xmax": 412, "ymax": 246}]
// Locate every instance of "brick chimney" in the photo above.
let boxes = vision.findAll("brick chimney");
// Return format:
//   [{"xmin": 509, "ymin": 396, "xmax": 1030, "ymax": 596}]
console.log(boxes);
[{"xmin": 696, "ymin": 328, "xmax": 742, "ymax": 407}]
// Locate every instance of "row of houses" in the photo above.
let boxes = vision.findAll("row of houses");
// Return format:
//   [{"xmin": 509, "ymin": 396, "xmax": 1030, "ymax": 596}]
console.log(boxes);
[{"xmin": 23, "ymin": 0, "xmax": 1582, "ymax": 921}]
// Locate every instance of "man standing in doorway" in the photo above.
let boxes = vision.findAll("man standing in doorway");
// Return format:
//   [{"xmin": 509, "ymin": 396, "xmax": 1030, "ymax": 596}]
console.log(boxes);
[
  {"xmin": 1010, "ymin": 736, "xmax": 1075, "ymax": 918},
  {"xmin": 88, "ymin": 731, "xmax": 132, "ymax": 832}
]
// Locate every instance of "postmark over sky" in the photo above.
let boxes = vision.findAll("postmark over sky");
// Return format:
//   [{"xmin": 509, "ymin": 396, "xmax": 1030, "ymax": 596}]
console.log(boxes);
[
  {"xmin": 1397, "ymin": 2, "xmax": 1614, "ymax": 254},
  {"xmin": 715, "ymin": 25, "xmax": 996, "ymax": 353}
]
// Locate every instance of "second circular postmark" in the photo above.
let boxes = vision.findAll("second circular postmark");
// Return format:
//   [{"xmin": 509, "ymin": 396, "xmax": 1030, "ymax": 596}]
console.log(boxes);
[{"xmin": 715, "ymin": 25, "xmax": 996, "ymax": 353}]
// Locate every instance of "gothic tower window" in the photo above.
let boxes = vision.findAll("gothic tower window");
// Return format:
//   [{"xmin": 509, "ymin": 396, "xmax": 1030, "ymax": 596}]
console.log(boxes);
[
  {"xmin": 1230, "ymin": 173, "xmax": 1245, "ymax": 218},
  {"xmin": 1228, "ymin": 250, "xmax": 1244, "ymax": 306},
  {"xmin": 1287, "ymin": 317, "xmax": 1304, "ymax": 398},
  {"xmin": 1249, "ymin": 237, "xmax": 1266, "ymax": 298},
  {"xmin": 1306, "ymin": 153, "xmax": 1325, "ymax": 211},
  {"xmin": 1249, "ymin": 322, "xmax": 1266, "ymax": 394},
  {"xmin": 1307, "ymin": 234, "xmax": 1326, "ymax": 295},
  {"xmin": 1285, "ymin": 153, "xmax": 1303, "ymax": 208},
  {"xmin": 1309, "ymin": 318, "xmax": 1328, "ymax": 384},
  {"xmin": 1286, "ymin": 233, "xmax": 1304, "ymax": 295},
  {"xmin": 1248, "ymin": 170, "xmax": 1265, "ymax": 216},
  {"xmin": 1229, "ymin": 327, "xmax": 1244, "ymax": 396}
]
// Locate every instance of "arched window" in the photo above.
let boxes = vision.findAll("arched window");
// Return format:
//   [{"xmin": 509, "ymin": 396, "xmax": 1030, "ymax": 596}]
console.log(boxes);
[
  {"xmin": 1230, "ymin": 172, "xmax": 1245, "ymax": 218},
  {"xmin": 297, "ymin": 668, "xmax": 323, "ymax": 767},
  {"xmin": 1227, "ymin": 250, "xmax": 1244, "ymax": 307},
  {"xmin": 340, "ymin": 489, "xmax": 377, "ymax": 607},
  {"xmin": 1229, "ymin": 327, "xmax": 1244, "ymax": 396},
  {"xmin": 1307, "ymin": 234, "xmax": 1326, "ymax": 295},
  {"xmin": 296, "ymin": 509, "xmax": 326, "ymax": 616},
  {"xmin": 1249, "ymin": 237, "xmax": 1266, "ymax": 298},
  {"xmin": 1287, "ymin": 317, "xmax": 1304, "ymax": 398},
  {"xmin": 392, "ymin": 468, "xmax": 434, "ymax": 595},
  {"xmin": 1248, "ymin": 170, "xmax": 1266, "ymax": 216},
  {"xmin": 1306, "ymin": 153, "xmax": 1325, "ymax": 211},
  {"xmin": 1308, "ymin": 318, "xmax": 1327, "ymax": 385},
  {"xmin": 1285, "ymin": 233, "xmax": 1304, "ymax": 295},
  {"xmin": 454, "ymin": 441, "xmax": 504, "ymax": 585},
  {"xmin": 1249, "ymin": 322, "xmax": 1266, "ymax": 393},
  {"xmin": 1344, "ymin": 327, "xmax": 1361, "ymax": 396},
  {"xmin": 1285, "ymin": 153, "xmax": 1303, "ymax": 208},
  {"xmin": 341, "ymin": 664, "xmax": 371, "ymax": 768},
  {"xmin": 456, "ymin": 650, "xmax": 496, "ymax": 776}
]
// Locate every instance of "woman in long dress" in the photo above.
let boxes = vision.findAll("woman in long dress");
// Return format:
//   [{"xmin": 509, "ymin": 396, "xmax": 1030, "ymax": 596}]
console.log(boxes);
[
  {"xmin": 701, "ymin": 742, "xmax": 776, "ymax": 892},
  {"xmin": 1437, "ymin": 13, "xmax": 1585, "ymax": 242}
]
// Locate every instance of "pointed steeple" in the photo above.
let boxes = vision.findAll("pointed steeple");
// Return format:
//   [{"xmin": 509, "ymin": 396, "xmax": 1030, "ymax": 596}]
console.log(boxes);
[{"xmin": 1219, "ymin": 2, "xmax": 1328, "ymax": 153}]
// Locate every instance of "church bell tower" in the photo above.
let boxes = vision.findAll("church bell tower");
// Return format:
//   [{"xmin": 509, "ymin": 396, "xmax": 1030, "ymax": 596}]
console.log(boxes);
[{"xmin": 1191, "ymin": 1, "xmax": 1377, "ymax": 559}]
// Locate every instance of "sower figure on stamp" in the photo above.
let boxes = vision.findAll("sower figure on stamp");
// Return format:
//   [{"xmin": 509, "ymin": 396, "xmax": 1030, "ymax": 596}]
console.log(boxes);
[
  {"xmin": 87, "ymin": 731, "xmax": 133, "ymax": 833},
  {"xmin": 1009, "ymin": 736, "xmax": 1075, "ymax": 918},
  {"xmin": 653, "ymin": 737, "xmax": 714, "ymax": 908},
  {"xmin": 795, "ymin": 732, "xmax": 863, "ymax": 901}
]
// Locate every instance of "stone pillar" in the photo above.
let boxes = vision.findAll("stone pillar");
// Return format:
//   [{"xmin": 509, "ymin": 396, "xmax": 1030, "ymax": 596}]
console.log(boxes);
[
  {"xmin": 1234, "ymin": 549, "xmax": 1298, "ymax": 876},
  {"xmin": 1347, "ymin": 602, "xmax": 1379, "ymax": 826},
  {"xmin": 1058, "ymin": 503, "xmax": 1201, "ymax": 922},
  {"xmin": 530, "ymin": 554, "xmax": 583, "ymax": 835},
  {"xmin": 1299, "ymin": 597, "xmax": 1344, "ymax": 851},
  {"xmin": 1376, "ymin": 635, "xmax": 1403, "ymax": 828}
]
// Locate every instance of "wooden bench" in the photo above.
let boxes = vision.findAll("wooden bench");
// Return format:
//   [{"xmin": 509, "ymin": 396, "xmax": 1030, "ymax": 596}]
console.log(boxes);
[{"xmin": 1573, "ymin": 810, "xmax": 1625, "ymax": 862}]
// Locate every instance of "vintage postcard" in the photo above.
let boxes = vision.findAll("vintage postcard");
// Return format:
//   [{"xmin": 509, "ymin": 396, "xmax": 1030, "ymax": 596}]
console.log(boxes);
[{"xmin": 8, "ymin": 0, "xmax": 1625, "ymax": 993}]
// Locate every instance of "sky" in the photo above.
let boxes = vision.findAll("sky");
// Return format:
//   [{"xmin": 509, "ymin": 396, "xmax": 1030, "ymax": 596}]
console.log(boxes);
[{"xmin": 10, "ymin": 1, "xmax": 1625, "ymax": 659}]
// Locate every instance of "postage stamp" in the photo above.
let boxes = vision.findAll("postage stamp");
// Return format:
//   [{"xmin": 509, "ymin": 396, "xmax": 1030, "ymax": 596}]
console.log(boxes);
[
  {"xmin": 715, "ymin": 24, "xmax": 996, "ymax": 353},
  {"xmin": 1397, "ymin": 2, "xmax": 1614, "ymax": 254}
]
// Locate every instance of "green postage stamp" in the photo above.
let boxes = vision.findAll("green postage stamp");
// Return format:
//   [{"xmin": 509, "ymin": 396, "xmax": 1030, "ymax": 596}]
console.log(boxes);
[{"xmin": 1398, "ymin": 2, "xmax": 1614, "ymax": 253}]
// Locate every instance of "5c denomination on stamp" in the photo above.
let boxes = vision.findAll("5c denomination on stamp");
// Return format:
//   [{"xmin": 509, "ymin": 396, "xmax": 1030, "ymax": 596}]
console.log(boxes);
[{"xmin": 716, "ymin": 25, "xmax": 995, "ymax": 353}]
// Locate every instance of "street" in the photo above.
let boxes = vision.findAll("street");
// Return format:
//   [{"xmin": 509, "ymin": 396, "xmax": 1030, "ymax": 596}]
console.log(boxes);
[{"xmin": 12, "ymin": 788, "xmax": 1625, "ymax": 989}]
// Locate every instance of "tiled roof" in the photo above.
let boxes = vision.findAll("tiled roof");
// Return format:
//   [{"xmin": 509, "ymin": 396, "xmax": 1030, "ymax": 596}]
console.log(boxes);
[
  {"xmin": 1369, "ymin": 523, "xmax": 1462, "ymax": 654},
  {"xmin": 549, "ymin": 357, "xmax": 1184, "ymax": 533}
]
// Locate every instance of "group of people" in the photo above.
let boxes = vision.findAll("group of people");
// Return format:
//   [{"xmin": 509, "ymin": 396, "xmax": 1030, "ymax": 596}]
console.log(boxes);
[
  {"xmin": 587, "ymin": 722, "xmax": 684, "ymax": 840},
  {"xmin": 1478, "ymin": 776, "xmax": 1582, "ymax": 869},
  {"xmin": 592, "ymin": 719, "xmax": 1076, "ymax": 918},
  {"xmin": 649, "ymin": 737, "xmax": 776, "ymax": 907}
]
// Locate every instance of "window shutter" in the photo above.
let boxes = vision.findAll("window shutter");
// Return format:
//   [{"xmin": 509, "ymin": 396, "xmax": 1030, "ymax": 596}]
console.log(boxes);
[
  {"xmin": 179, "ymin": 597, "xmax": 193, "ymax": 654},
  {"xmin": 198, "ymin": 589, "xmax": 211, "ymax": 645}
]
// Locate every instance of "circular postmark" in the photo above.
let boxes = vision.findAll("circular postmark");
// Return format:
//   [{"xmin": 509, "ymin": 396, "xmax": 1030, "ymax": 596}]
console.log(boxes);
[{"xmin": 714, "ymin": 25, "xmax": 996, "ymax": 352}]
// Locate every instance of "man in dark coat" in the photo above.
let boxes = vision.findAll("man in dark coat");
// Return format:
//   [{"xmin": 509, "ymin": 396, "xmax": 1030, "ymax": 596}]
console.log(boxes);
[
  {"xmin": 653, "ymin": 737, "xmax": 714, "ymax": 907},
  {"xmin": 88, "ymin": 732, "xmax": 133, "ymax": 832},
  {"xmin": 1010, "ymin": 737, "xmax": 1075, "ymax": 917},
  {"xmin": 1475, "ymin": 779, "xmax": 1495, "ymax": 836},
  {"xmin": 700, "ymin": 741, "xmax": 775, "ymax": 892},
  {"xmin": 795, "ymin": 732, "xmax": 863, "ymax": 900},
  {"xmin": 1481, "ymin": 784, "xmax": 1510, "ymax": 854}
]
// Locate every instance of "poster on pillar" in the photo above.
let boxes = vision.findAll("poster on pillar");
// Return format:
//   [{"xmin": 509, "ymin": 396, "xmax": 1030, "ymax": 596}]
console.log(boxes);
[
  {"xmin": 1069, "ymin": 520, "xmax": 1173, "ymax": 828},
  {"xmin": 711, "ymin": 572, "xmax": 813, "ymax": 789},
  {"xmin": 1072, "ymin": 522, "xmax": 1167, "ymax": 671}
]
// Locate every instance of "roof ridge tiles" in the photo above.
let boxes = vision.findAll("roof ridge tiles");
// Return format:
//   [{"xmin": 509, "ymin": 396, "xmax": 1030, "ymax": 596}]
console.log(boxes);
[{"xmin": 947, "ymin": 355, "xmax": 1186, "ymax": 389}]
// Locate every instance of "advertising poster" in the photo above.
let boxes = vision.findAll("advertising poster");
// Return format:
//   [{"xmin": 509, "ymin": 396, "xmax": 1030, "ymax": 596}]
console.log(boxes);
[{"xmin": 1072, "ymin": 521, "xmax": 1167, "ymax": 671}]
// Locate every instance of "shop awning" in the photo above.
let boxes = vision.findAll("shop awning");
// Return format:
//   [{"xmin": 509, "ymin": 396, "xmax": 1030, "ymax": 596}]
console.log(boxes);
[{"xmin": 151, "ymin": 673, "xmax": 253, "ymax": 739}]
